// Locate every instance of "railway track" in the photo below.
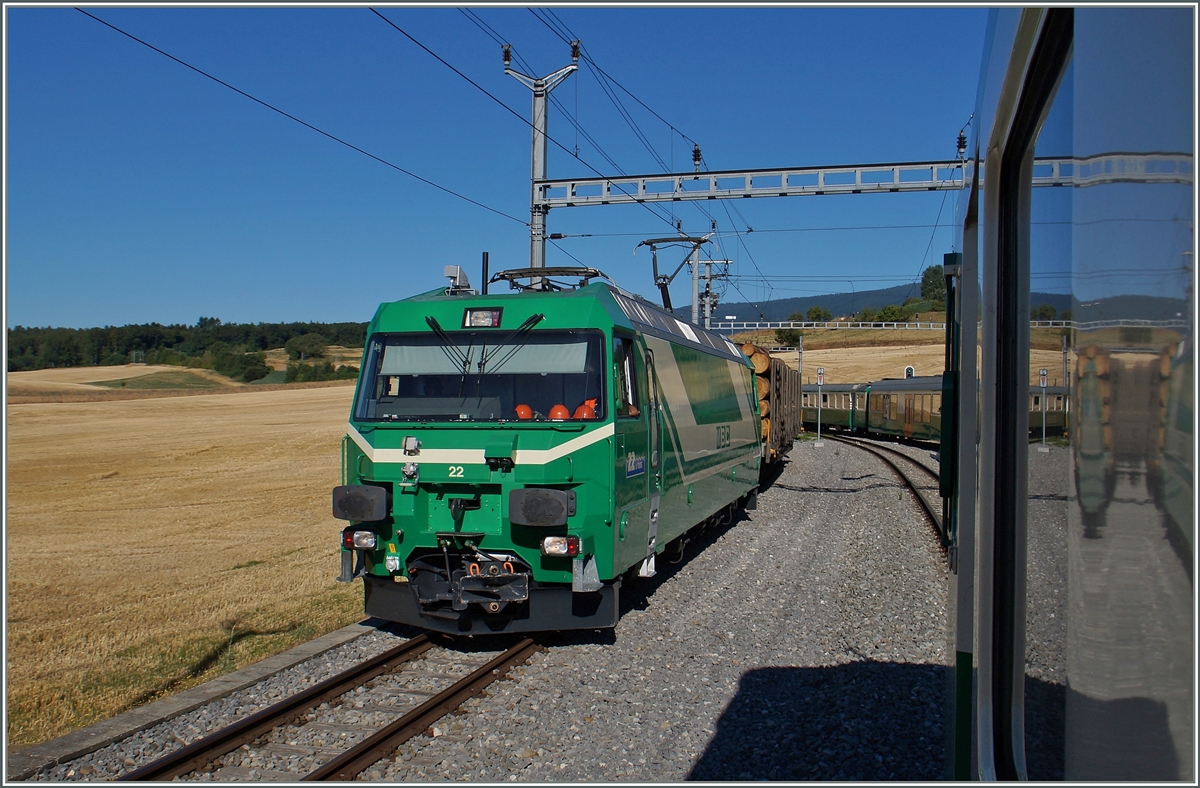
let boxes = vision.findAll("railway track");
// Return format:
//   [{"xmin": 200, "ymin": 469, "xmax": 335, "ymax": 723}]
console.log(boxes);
[
  {"xmin": 120, "ymin": 635, "xmax": 538, "ymax": 782},
  {"xmin": 823, "ymin": 433, "xmax": 947, "ymax": 551}
]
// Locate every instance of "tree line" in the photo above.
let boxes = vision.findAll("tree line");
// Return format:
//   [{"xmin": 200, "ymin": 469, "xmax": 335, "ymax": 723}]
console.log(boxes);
[{"xmin": 7, "ymin": 317, "xmax": 367, "ymax": 379}]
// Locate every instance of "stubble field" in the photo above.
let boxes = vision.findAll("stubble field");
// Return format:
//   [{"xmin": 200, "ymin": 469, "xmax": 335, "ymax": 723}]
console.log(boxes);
[{"xmin": 6, "ymin": 380, "xmax": 362, "ymax": 747}]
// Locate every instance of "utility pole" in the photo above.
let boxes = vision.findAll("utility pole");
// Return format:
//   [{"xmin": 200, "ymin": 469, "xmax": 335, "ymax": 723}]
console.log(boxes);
[
  {"xmin": 696, "ymin": 259, "xmax": 730, "ymax": 329},
  {"xmin": 505, "ymin": 41, "xmax": 578, "ymax": 271},
  {"xmin": 688, "ymin": 221, "xmax": 719, "ymax": 325}
]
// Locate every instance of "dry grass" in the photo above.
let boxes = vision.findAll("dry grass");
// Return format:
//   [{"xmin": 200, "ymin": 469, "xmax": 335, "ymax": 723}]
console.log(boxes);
[
  {"xmin": 263, "ymin": 346, "xmax": 364, "ymax": 371},
  {"xmin": 90, "ymin": 370, "xmax": 226, "ymax": 390},
  {"xmin": 762, "ymin": 340, "xmax": 1072, "ymax": 387},
  {"xmin": 6, "ymin": 385, "xmax": 363, "ymax": 747},
  {"xmin": 7, "ymin": 364, "xmax": 210, "ymax": 389},
  {"xmin": 733, "ymin": 327, "xmax": 947, "ymax": 351},
  {"xmin": 7, "ymin": 378, "xmax": 356, "ymax": 405}
]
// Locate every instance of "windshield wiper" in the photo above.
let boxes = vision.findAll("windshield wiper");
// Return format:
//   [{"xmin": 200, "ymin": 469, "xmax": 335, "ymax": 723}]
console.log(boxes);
[
  {"xmin": 478, "ymin": 314, "xmax": 546, "ymax": 375},
  {"xmin": 425, "ymin": 316, "xmax": 471, "ymax": 374}
]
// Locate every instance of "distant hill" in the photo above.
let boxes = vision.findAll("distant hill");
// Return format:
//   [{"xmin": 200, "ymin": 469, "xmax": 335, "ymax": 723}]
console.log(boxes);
[{"xmin": 700, "ymin": 286, "xmax": 1073, "ymax": 322}]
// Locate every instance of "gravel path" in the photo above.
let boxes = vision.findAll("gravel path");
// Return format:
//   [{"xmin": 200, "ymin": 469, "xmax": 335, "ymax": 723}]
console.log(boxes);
[{"xmin": 31, "ymin": 437, "xmax": 952, "ymax": 782}]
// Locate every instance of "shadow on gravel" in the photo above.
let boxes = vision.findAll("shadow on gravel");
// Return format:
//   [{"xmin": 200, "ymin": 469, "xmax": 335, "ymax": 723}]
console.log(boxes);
[
  {"xmin": 617, "ymin": 509, "xmax": 751, "ymax": 617},
  {"xmin": 688, "ymin": 661, "xmax": 947, "ymax": 781},
  {"xmin": 536, "ymin": 507, "xmax": 755, "ymax": 650},
  {"xmin": 757, "ymin": 455, "xmax": 790, "ymax": 490},
  {"xmin": 772, "ymin": 480, "xmax": 903, "ymax": 495}
]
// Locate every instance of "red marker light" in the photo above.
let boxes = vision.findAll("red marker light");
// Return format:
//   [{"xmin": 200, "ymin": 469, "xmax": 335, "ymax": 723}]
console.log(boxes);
[
  {"xmin": 342, "ymin": 529, "xmax": 377, "ymax": 550},
  {"xmin": 540, "ymin": 535, "xmax": 581, "ymax": 557}
]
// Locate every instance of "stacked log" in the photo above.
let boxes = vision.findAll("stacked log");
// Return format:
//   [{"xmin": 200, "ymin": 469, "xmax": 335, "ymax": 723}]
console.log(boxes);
[{"xmin": 741, "ymin": 343, "xmax": 774, "ymax": 441}]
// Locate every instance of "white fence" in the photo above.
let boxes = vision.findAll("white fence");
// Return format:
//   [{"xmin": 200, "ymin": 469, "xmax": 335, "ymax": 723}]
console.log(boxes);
[{"xmin": 714, "ymin": 319, "xmax": 1189, "ymax": 333}]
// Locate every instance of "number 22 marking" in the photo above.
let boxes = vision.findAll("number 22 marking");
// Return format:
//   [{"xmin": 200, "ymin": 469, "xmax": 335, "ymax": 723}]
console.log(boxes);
[{"xmin": 448, "ymin": 466, "xmax": 464, "ymax": 478}]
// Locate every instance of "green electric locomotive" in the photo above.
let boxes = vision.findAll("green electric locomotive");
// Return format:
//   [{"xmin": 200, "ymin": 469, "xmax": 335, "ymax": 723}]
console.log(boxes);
[{"xmin": 333, "ymin": 268, "xmax": 764, "ymax": 634}]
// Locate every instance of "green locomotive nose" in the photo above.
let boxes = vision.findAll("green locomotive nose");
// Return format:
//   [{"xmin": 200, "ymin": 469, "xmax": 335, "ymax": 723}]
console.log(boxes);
[{"xmin": 335, "ymin": 276, "xmax": 769, "ymax": 634}]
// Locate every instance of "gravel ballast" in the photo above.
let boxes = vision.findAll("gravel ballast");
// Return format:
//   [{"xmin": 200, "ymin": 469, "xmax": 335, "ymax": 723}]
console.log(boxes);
[
  {"xmin": 28, "ymin": 437, "xmax": 955, "ymax": 782},
  {"xmin": 371, "ymin": 437, "xmax": 951, "ymax": 781}
]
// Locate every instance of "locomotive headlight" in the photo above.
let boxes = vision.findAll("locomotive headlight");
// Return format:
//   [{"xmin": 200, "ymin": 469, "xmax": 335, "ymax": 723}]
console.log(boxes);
[
  {"xmin": 540, "ymin": 535, "xmax": 581, "ymax": 557},
  {"xmin": 342, "ymin": 529, "xmax": 378, "ymax": 550},
  {"xmin": 464, "ymin": 308, "xmax": 502, "ymax": 328}
]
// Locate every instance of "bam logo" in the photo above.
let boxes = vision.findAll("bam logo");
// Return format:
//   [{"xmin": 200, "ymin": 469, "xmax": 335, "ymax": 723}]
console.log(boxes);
[{"xmin": 625, "ymin": 451, "xmax": 646, "ymax": 478}]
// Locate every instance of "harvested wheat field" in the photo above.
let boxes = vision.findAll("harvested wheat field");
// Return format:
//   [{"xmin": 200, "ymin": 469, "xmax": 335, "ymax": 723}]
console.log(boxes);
[
  {"xmin": 772, "ymin": 344, "xmax": 1073, "ymax": 387},
  {"xmin": 6, "ymin": 382, "xmax": 362, "ymax": 747},
  {"xmin": 263, "ymin": 345, "xmax": 364, "ymax": 371},
  {"xmin": 7, "ymin": 364, "xmax": 241, "ymax": 392}
]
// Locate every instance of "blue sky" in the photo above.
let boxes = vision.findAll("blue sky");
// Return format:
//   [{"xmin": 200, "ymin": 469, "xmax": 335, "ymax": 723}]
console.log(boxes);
[{"xmin": 5, "ymin": 5, "xmax": 990, "ymax": 329}]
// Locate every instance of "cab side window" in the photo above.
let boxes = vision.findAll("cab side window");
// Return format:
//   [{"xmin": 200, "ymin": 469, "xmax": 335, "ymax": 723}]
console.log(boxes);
[{"xmin": 613, "ymin": 336, "xmax": 640, "ymax": 418}]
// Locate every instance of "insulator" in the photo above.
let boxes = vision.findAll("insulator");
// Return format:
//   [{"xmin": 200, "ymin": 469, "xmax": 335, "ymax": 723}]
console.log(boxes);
[
  {"xmin": 692, "ymin": 143, "xmax": 702, "ymax": 169},
  {"xmin": 502, "ymin": 44, "xmax": 511, "ymax": 67},
  {"xmin": 957, "ymin": 131, "xmax": 967, "ymax": 159},
  {"xmin": 571, "ymin": 40, "xmax": 580, "ymax": 62}
]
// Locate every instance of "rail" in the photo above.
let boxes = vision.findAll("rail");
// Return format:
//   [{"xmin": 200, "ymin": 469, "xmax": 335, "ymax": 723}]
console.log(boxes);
[
  {"xmin": 305, "ymin": 638, "xmax": 539, "ymax": 781},
  {"xmin": 120, "ymin": 636, "xmax": 538, "ymax": 783},
  {"xmin": 120, "ymin": 635, "xmax": 436, "ymax": 781},
  {"xmin": 824, "ymin": 434, "xmax": 946, "ymax": 550}
]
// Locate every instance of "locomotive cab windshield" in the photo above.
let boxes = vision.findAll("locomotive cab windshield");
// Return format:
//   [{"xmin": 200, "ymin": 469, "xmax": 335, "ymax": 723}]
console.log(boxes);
[{"xmin": 354, "ymin": 329, "xmax": 606, "ymax": 422}]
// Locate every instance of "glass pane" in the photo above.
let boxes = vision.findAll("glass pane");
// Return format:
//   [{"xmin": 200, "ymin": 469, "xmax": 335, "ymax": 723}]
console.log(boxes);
[
  {"xmin": 353, "ymin": 330, "xmax": 605, "ymax": 422},
  {"xmin": 1026, "ymin": 10, "xmax": 1194, "ymax": 780}
]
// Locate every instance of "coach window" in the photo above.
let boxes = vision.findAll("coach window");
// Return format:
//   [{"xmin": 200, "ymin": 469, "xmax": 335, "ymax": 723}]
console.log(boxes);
[{"xmin": 613, "ymin": 336, "xmax": 640, "ymax": 418}]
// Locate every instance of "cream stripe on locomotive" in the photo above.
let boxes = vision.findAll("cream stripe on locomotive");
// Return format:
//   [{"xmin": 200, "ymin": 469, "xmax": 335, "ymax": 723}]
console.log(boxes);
[
  {"xmin": 643, "ymin": 335, "xmax": 757, "ymax": 463},
  {"xmin": 347, "ymin": 423, "xmax": 616, "ymax": 466}
]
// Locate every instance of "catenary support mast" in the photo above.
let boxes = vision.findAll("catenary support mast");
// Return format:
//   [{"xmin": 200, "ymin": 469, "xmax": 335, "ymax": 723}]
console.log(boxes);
[{"xmin": 504, "ymin": 42, "xmax": 578, "ymax": 271}]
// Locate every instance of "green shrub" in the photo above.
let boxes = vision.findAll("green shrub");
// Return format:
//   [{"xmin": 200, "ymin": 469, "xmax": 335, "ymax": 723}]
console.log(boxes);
[
  {"xmin": 286, "ymin": 361, "xmax": 359, "ymax": 383},
  {"xmin": 241, "ymin": 363, "xmax": 271, "ymax": 383},
  {"xmin": 285, "ymin": 333, "xmax": 329, "ymax": 361}
]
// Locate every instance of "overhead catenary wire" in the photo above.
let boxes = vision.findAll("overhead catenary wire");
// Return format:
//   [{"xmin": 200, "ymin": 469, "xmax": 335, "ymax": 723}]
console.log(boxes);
[
  {"xmin": 539, "ymin": 8, "xmax": 700, "ymax": 148},
  {"xmin": 371, "ymin": 8, "xmax": 684, "ymax": 240},
  {"xmin": 906, "ymin": 113, "xmax": 975, "ymax": 293},
  {"xmin": 74, "ymin": 8, "xmax": 528, "ymax": 227},
  {"xmin": 452, "ymin": 9, "xmax": 684, "ymax": 241},
  {"xmin": 461, "ymin": 10, "xmax": 626, "ymax": 175},
  {"xmin": 529, "ymin": 8, "xmax": 759, "ymax": 300},
  {"xmin": 538, "ymin": 14, "xmax": 770, "ymax": 301},
  {"xmin": 479, "ymin": 5, "xmax": 757, "ymax": 305}
]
